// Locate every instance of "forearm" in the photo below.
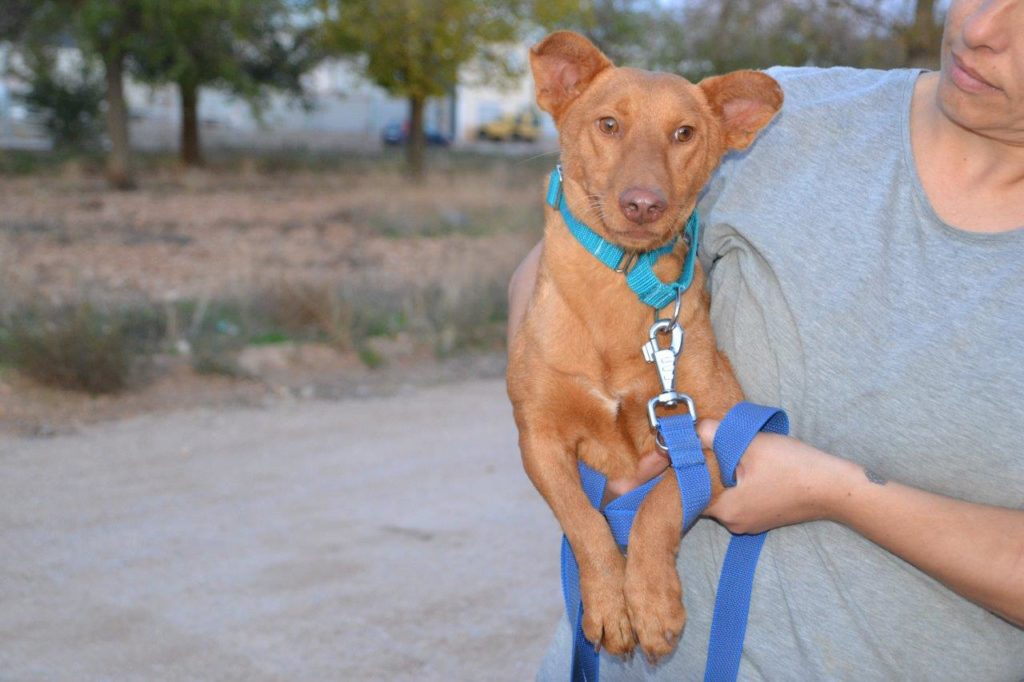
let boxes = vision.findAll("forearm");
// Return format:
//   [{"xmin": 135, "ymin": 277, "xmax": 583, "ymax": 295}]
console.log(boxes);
[
  {"xmin": 507, "ymin": 240, "xmax": 543, "ymax": 347},
  {"xmin": 698, "ymin": 422, "xmax": 1024, "ymax": 628},
  {"xmin": 827, "ymin": 462, "xmax": 1024, "ymax": 627}
]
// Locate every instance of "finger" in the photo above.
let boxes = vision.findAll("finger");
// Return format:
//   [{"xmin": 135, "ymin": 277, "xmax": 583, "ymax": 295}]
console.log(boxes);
[
  {"xmin": 703, "ymin": 485, "xmax": 735, "ymax": 518},
  {"xmin": 637, "ymin": 450, "xmax": 670, "ymax": 477},
  {"xmin": 733, "ymin": 460, "xmax": 746, "ymax": 484},
  {"xmin": 695, "ymin": 418, "xmax": 721, "ymax": 449}
]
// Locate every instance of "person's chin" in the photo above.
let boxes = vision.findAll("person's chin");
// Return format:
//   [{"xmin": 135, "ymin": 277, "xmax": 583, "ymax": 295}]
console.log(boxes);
[{"xmin": 936, "ymin": 72, "xmax": 998, "ymax": 127}]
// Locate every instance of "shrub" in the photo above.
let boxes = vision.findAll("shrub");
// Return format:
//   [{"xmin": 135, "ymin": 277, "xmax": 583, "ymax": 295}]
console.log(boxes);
[
  {"xmin": 17, "ymin": 57, "xmax": 105, "ymax": 151},
  {"xmin": 0, "ymin": 304, "xmax": 163, "ymax": 394},
  {"xmin": 256, "ymin": 280, "xmax": 354, "ymax": 348}
]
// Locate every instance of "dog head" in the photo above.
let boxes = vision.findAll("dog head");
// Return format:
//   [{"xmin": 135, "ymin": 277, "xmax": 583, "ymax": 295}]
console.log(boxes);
[{"xmin": 531, "ymin": 31, "xmax": 783, "ymax": 251}]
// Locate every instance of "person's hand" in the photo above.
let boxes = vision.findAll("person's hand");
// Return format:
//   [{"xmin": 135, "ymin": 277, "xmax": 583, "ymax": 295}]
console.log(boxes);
[
  {"xmin": 695, "ymin": 419, "xmax": 857, "ymax": 534},
  {"xmin": 603, "ymin": 450, "xmax": 670, "ymax": 505}
]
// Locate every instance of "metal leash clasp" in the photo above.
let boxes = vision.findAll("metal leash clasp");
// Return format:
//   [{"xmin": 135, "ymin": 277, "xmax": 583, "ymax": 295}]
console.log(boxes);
[
  {"xmin": 643, "ymin": 292, "xmax": 696, "ymax": 450},
  {"xmin": 642, "ymin": 318, "xmax": 682, "ymax": 394}
]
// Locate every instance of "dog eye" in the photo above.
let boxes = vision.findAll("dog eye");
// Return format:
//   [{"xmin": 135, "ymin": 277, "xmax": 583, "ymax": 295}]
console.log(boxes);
[
  {"xmin": 674, "ymin": 125, "xmax": 695, "ymax": 142},
  {"xmin": 597, "ymin": 117, "xmax": 619, "ymax": 135}
]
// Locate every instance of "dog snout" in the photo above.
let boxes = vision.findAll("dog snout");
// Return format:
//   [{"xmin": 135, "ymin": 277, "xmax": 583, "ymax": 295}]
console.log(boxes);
[{"xmin": 618, "ymin": 188, "xmax": 667, "ymax": 225}]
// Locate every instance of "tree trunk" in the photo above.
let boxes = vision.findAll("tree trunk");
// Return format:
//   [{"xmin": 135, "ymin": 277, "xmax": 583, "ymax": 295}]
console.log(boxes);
[
  {"xmin": 103, "ymin": 51, "xmax": 135, "ymax": 190},
  {"xmin": 905, "ymin": 0, "xmax": 942, "ymax": 68},
  {"xmin": 406, "ymin": 95, "xmax": 426, "ymax": 180},
  {"xmin": 179, "ymin": 80, "xmax": 203, "ymax": 167}
]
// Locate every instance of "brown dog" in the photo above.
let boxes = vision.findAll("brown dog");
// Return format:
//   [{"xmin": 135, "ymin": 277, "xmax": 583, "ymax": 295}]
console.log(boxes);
[{"xmin": 506, "ymin": 32, "xmax": 782, "ymax": 661}]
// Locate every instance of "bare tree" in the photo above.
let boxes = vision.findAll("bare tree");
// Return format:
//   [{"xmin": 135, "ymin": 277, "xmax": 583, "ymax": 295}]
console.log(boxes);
[{"xmin": 650, "ymin": 0, "xmax": 943, "ymax": 79}]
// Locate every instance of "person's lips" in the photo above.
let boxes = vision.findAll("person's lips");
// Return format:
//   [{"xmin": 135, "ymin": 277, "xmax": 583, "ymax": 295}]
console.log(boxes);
[{"xmin": 950, "ymin": 52, "xmax": 1000, "ymax": 94}]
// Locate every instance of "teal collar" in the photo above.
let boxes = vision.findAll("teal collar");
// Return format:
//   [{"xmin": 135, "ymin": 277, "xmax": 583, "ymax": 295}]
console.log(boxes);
[{"xmin": 546, "ymin": 165, "xmax": 700, "ymax": 310}]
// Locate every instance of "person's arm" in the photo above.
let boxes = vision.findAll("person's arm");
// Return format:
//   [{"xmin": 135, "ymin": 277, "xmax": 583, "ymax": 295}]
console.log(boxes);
[
  {"xmin": 507, "ymin": 240, "xmax": 543, "ymax": 348},
  {"xmin": 694, "ymin": 419, "xmax": 1024, "ymax": 628}
]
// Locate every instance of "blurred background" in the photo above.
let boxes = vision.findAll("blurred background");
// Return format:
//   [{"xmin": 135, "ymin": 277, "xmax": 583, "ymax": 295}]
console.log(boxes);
[
  {"xmin": 0, "ymin": 0, "xmax": 946, "ymax": 419},
  {"xmin": 0, "ymin": 1, "xmax": 945, "ymax": 680}
]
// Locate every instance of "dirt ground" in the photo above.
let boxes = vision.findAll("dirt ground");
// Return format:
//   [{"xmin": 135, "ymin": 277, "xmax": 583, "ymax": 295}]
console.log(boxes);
[
  {"xmin": 0, "ymin": 378, "xmax": 564, "ymax": 681},
  {"xmin": 0, "ymin": 344, "xmax": 509, "ymax": 437},
  {"xmin": 0, "ymin": 160, "xmax": 564, "ymax": 679},
  {"xmin": 0, "ymin": 159, "xmax": 569, "ymax": 675},
  {"xmin": 0, "ymin": 163, "xmax": 541, "ymax": 305},
  {"xmin": 0, "ymin": 161, "xmax": 544, "ymax": 436}
]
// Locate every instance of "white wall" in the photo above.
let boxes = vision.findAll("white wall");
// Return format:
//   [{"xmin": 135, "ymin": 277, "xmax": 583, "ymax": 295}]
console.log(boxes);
[{"xmin": 454, "ymin": 71, "xmax": 556, "ymax": 143}]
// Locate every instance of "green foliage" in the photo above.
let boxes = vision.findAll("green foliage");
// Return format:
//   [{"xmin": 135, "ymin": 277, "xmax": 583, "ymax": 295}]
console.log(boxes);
[
  {"xmin": 3, "ymin": 0, "xmax": 148, "ymax": 188},
  {"xmin": 0, "ymin": 0, "xmax": 40, "ymax": 39},
  {"xmin": 357, "ymin": 345, "xmax": 384, "ymax": 369},
  {"xmin": 16, "ymin": 52, "xmax": 106, "ymax": 150},
  {"xmin": 550, "ymin": 0, "xmax": 942, "ymax": 75},
  {"xmin": 320, "ymin": 0, "xmax": 520, "ymax": 99},
  {"xmin": 127, "ymin": 0, "xmax": 321, "ymax": 164},
  {"xmin": 317, "ymin": 0, "xmax": 573, "ymax": 175},
  {"xmin": 135, "ymin": 0, "xmax": 244, "ymax": 88},
  {"xmin": 647, "ymin": 0, "xmax": 941, "ymax": 78},
  {"xmin": 5, "ymin": 0, "xmax": 321, "ymax": 169},
  {"xmin": 551, "ymin": 0, "xmax": 666, "ymax": 67},
  {"xmin": 74, "ymin": 0, "xmax": 149, "ymax": 63},
  {"xmin": 132, "ymin": 0, "xmax": 320, "ymax": 106},
  {"xmin": 250, "ymin": 331, "xmax": 292, "ymax": 346}
]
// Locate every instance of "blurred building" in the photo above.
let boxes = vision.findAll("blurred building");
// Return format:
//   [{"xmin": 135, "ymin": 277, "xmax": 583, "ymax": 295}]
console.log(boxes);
[{"xmin": 0, "ymin": 42, "xmax": 556, "ymax": 152}]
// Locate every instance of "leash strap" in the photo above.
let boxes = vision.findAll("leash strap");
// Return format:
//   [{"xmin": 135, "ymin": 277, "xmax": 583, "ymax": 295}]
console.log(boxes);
[
  {"xmin": 562, "ymin": 413, "xmax": 709, "ymax": 682},
  {"xmin": 559, "ymin": 403, "xmax": 788, "ymax": 682},
  {"xmin": 660, "ymin": 413, "xmax": 712, "ymax": 532},
  {"xmin": 703, "ymin": 403, "xmax": 789, "ymax": 682},
  {"xmin": 546, "ymin": 167, "xmax": 699, "ymax": 310},
  {"xmin": 562, "ymin": 465, "xmax": 660, "ymax": 681}
]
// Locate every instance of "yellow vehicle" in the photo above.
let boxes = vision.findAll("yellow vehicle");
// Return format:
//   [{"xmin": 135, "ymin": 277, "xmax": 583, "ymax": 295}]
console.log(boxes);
[{"xmin": 476, "ymin": 109, "xmax": 540, "ymax": 142}]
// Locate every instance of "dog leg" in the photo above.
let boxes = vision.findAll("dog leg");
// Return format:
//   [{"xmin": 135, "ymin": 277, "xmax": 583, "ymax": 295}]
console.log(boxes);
[
  {"xmin": 519, "ymin": 430, "xmax": 635, "ymax": 656},
  {"xmin": 623, "ymin": 473, "xmax": 686, "ymax": 663}
]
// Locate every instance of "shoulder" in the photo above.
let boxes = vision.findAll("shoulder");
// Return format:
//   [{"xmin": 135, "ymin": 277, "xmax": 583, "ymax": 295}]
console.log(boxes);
[
  {"xmin": 697, "ymin": 66, "xmax": 919, "ymax": 260},
  {"xmin": 762, "ymin": 65, "xmax": 913, "ymax": 111},
  {"xmin": 707, "ymin": 66, "xmax": 918, "ymax": 184},
  {"xmin": 754, "ymin": 66, "xmax": 917, "ymax": 145}
]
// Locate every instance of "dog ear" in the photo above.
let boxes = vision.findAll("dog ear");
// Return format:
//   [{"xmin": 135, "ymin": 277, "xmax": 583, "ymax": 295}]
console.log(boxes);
[
  {"xmin": 530, "ymin": 31, "xmax": 613, "ymax": 121},
  {"xmin": 698, "ymin": 71, "xmax": 783, "ymax": 150}
]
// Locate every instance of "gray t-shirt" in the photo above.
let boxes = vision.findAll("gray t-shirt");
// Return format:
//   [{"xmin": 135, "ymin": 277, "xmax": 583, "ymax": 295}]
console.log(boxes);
[{"xmin": 538, "ymin": 66, "xmax": 1024, "ymax": 680}]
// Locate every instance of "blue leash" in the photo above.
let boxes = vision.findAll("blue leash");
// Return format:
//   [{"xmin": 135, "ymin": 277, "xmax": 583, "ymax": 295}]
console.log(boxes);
[
  {"xmin": 704, "ymin": 403, "xmax": 789, "ymax": 681},
  {"xmin": 561, "ymin": 402, "xmax": 789, "ymax": 681}
]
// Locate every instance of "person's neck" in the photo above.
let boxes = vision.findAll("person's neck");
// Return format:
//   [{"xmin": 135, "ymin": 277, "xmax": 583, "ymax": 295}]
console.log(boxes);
[{"xmin": 911, "ymin": 72, "xmax": 1024, "ymax": 233}]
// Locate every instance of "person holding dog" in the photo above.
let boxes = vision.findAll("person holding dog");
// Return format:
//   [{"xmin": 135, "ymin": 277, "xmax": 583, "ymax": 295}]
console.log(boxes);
[{"xmin": 509, "ymin": 0, "xmax": 1024, "ymax": 678}]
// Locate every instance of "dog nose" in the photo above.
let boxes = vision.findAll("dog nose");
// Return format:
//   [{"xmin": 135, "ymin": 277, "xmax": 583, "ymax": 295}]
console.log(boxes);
[{"xmin": 618, "ymin": 188, "xmax": 667, "ymax": 224}]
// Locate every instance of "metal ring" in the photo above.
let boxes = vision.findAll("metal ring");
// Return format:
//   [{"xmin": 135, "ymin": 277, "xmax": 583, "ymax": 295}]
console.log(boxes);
[
  {"xmin": 652, "ymin": 288, "xmax": 685, "ymax": 327},
  {"xmin": 671, "ymin": 288, "xmax": 684, "ymax": 323}
]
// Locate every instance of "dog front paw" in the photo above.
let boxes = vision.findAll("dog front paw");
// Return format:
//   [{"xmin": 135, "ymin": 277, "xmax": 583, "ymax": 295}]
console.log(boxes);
[
  {"xmin": 624, "ymin": 556, "xmax": 686, "ymax": 663},
  {"xmin": 581, "ymin": 585, "xmax": 635, "ymax": 657}
]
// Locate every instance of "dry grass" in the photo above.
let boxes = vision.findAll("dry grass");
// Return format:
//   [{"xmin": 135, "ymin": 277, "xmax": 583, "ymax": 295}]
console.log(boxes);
[
  {"xmin": 0, "ymin": 303, "xmax": 163, "ymax": 394},
  {"xmin": 0, "ymin": 152, "xmax": 547, "ymax": 305},
  {"xmin": 0, "ymin": 151, "xmax": 549, "ymax": 395}
]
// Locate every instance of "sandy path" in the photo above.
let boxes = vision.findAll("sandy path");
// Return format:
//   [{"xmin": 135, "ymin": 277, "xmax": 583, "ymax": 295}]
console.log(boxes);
[{"xmin": 0, "ymin": 379, "xmax": 563, "ymax": 681}]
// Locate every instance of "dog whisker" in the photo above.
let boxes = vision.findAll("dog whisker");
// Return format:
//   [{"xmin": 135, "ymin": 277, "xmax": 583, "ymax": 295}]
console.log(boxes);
[
  {"xmin": 582, "ymin": 195, "xmax": 611, "ymax": 225},
  {"xmin": 580, "ymin": 205, "xmax": 609, "ymax": 226}
]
